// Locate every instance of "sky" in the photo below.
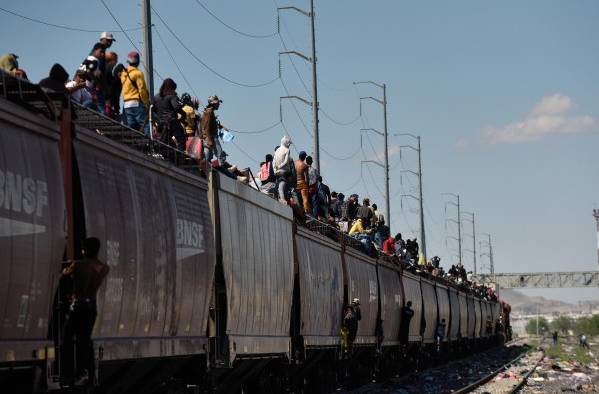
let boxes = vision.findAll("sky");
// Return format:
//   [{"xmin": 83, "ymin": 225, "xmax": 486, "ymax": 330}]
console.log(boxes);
[{"xmin": 1, "ymin": 0, "xmax": 598, "ymax": 302}]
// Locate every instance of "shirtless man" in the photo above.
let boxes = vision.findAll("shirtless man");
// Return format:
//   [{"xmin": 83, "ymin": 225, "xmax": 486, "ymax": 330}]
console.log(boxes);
[{"xmin": 62, "ymin": 237, "xmax": 109, "ymax": 385}]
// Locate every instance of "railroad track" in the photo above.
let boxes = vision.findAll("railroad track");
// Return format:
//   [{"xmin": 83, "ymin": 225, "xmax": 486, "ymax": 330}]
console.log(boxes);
[
  {"xmin": 455, "ymin": 337, "xmax": 547, "ymax": 394},
  {"xmin": 348, "ymin": 340, "xmax": 535, "ymax": 393}
]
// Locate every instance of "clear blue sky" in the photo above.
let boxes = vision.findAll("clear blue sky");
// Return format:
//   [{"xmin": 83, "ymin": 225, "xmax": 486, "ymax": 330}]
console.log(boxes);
[{"xmin": 2, "ymin": 0, "xmax": 598, "ymax": 302}]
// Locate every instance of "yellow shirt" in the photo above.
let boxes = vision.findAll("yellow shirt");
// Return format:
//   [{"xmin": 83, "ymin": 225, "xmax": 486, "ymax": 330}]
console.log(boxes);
[
  {"xmin": 179, "ymin": 105, "xmax": 196, "ymax": 135},
  {"xmin": 119, "ymin": 65, "xmax": 149, "ymax": 107},
  {"xmin": 349, "ymin": 219, "xmax": 364, "ymax": 235}
]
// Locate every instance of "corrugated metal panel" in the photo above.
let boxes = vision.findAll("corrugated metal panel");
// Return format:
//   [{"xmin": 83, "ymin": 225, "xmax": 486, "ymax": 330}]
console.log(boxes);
[
  {"xmin": 467, "ymin": 296, "xmax": 475, "ymax": 339},
  {"xmin": 421, "ymin": 279, "xmax": 437, "ymax": 344},
  {"xmin": 0, "ymin": 100, "xmax": 65, "ymax": 362},
  {"xmin": 448, "ymin": 287, "xmax": 460, "ymax": 341},
  {"xmin": 74, "ymin": 128, "xmax": 215, "ymax": 359},
  {"xmin": 296, "ymin": 228, "xmax": 343, "ymax": 348},
  {"xmin": 492, "ymin": 302, "xmax": 500, "ymax": 334},
  {"xmin": 344, "ymin": 249, "xmax": 378, "ymax": 345},
  {"xmin": 474, "ymin": 299, "xmax": 482, "ymax": 338},
  {"xmin": 217, "ymin": 174, "xmax": 294, "ymax": 357},
  {"xmin": 435, "ymin": 284, "xmax": 450, "ymax": 342},
  {"xmin": 377, "ymin": 262, "xmax": 401, "ymax": 346},
  {"xmin": 458, "ymin": 292, "xmax": 468, "ymax": 339},
  {"xmin": 402, "ymin": 272, "xmax": 422, "ymax": 342},
  {"xmin": 482, "ymin": 302, "xmax": 491, "ymax": 337}
]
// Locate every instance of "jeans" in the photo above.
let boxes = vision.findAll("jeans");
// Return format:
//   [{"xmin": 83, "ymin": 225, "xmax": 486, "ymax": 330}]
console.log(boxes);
[
  {"xmin": 374, "ymin": 231, "xmax": 384, "ymax": 249},
  {"xmin": 277, "ymin": 177, "xmax": 288, "ymax": 202},
  {"xmin": 124, "ymin": 105, "xmax": 150, "ymax": 135},
  {"xmin": 62, "ymin": 301, "xmax": 97, "ymax": 380}
]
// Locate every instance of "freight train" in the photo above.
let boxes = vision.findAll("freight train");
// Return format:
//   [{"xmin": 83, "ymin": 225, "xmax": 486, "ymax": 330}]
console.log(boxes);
[{"xmin": 0, "ymin": 72, "xmax": 511, "ymax": 393}]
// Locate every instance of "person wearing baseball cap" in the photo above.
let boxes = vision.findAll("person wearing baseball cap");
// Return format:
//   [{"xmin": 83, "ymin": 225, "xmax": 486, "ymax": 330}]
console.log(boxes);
[
  {"xmin": 201, "ymin": 94, "xmax": 225, "ymax": 161},
  {"xmin": 99, "ymin": 32, "xmax": 116, "ymax": 49},
  {"xmin": 119, "ymin": 51, "xmax": 150, "ymax": 134}
]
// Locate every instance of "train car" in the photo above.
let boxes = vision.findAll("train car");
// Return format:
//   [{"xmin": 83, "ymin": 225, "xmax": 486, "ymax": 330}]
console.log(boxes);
[
  {"xmin": 466, "ymin": 295, "xmax": 476, "ymax": 339},
  {"xmin": 0, "ymin": 86, "xmax": 66, "ymax": 368},
  {"xmin": 420, "ymin": 277, "xmax": 437, "ymax": 345},
  {"xmin": 213, "ymin": 174, "xmax": 295, "ymax": 363},
  {"xmin": 74, "ymin": 122, "xmax": 217, "ymax": 362},
  {"xmin": 447, "ymin": 287, "xmax": 461, "ymax": 342},
  {"xmin": 294, "ymin": 226, "xmax": 344, "ymax": 352},
  {"xmin": 474, "ymin": 298, "xmax": 482, "ymax": 339},
  {"xmin": 377, "ymin": 258, "xmax": 402, "ymax": 347},
  {"xmin": 458, "ymin": 290, "xmax": 469, "ymax": 340},
  {"xmin": 401, "ymin": 271, "xmax": 423, "ymax": 343},
  {"xmin": 343, "ymin": 247, "xmax": 378, "ymax": 346},
  {"xmin": 435, "ymin": 283, "xmax": 450, "ymax": 342}
]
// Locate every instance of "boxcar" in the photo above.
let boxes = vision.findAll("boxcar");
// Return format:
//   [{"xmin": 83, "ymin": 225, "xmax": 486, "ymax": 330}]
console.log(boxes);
[
  {"xmin": 0, "ymin": 97, "xmax": 66, "ymax": 363},
  {"xmin": 74, "ymin": 126, "xmax": 216, "ymax": 360},
  {"xmin": 343, "ymin": 248, "xmax": 378, "ymax": 345},
  {"xmin": 420, "ymin": 278, "xmax": 437, "ymax": 344},
  {"xmin": 435, "ymin": 283, "xmax": 451, "ymax": 342},
  {"xmin": 216, "ymin": 174, "xmax": 294, "ymax": 361},
  {"xmin": 448, "ymin": 287, "xmax": 461, "ymax": 341},
  {"xmin": 377, "ymin": 259, "xmax": 402, "ymax": 347},
  {"xmin": 402, "ymin": 271, "xmax": 423, "ymax": 343},
  {"xmin": 295, "ymin": 227, "xmax": 344, "ymax": 349}
]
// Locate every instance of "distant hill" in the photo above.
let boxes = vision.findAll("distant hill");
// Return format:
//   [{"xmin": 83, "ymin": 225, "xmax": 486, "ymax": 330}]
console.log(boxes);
[{"xmin": 499, "ymin": 288, "xmax": 573, "ymax": 315}]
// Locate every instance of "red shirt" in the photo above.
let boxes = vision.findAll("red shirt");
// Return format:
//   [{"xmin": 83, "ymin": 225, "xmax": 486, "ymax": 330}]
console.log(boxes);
[{"xmin": 382, "ymin": 236, "xmax": 395, "ymax": 254}]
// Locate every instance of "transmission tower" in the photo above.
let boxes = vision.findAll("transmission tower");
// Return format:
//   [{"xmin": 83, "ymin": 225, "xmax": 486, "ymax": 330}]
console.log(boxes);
[{"xmin": 594, "ymin": 209, "xmax": 599, "ymax": 270}]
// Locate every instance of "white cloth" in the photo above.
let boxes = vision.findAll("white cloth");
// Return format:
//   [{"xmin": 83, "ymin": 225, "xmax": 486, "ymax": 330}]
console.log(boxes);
[
  {"xmin": 124, "ymin": 100, "xmax": 140, "ymax": 108},
  {"xmin": 273, "ymin": 135, "xmax": 292, "ymax": 176},
  {"xmin": 66, "ymin": 81, "xmax": 93, "ymax": 106}
]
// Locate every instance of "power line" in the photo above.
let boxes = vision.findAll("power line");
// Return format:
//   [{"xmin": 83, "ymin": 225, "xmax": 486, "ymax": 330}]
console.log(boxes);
[
  {"xmin": 278, "ymin": 16, "xmax": 360, "ymax": 128},
  {"xmin": 322, "ymin": 146, "xmax": 360, "ymax": 161},
  {"xmin": 193, "ymin": 0, "xmax": 277, "ymax": 39},
  {"xmin": 153, "ymin": 26, "xmax": 200, "ymax": 100},
  {"xmin": 151, "ymin": 6, "xmax": 279, "ymax": 88},
  {"xmin": 320, "ymin": 109, "xmax": 360, "ymax": 126},
  {"xmin": 0, "ymin": 5, "xmax": 143, "ymax": 33},
  {"xmin": 231, "ymin": 140, "xmax": 260, "ymax": 164},
  {"xmin": 336, "ymin": 172, "xmax": 363, "ymax": 193},
  {"xmin": 98, "ymin": 0, "xmax": 164, "ymax": 81},
  {"xmin": 229, "ymin": 121, "xmax": 281, "ymax": 135},
  {"xmin": 279, "ymin": 77, "xmax": 312, "ymax": 136}
]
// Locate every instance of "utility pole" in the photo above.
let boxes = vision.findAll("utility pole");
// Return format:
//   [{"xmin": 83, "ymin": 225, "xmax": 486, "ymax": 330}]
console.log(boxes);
[
  {"xmin": 594, "ymin": 209, "xmax": 599, "ymax": 270},
  {"xmin": 355, "ymin": 81, "xmax": 390, "ymax": 225},
  {"xmin": 382, "ymin": 84, "xmax": 389, "ymax": 232},
  {"xmin": 480, "ymin": 232, "xmax": 494, "ymax": 276},
  {"xmin": 443, "ymin": 193, "xmax": 462, "ymax": 265},
  {"xmin": 277, "ymin": 3, "xmax": 319, "ymax": 170},
  {"xmin": 141, "ymin": 0, "xmax": 154, "ymax": 98},
  {"xmin": 461, "ymin": 212, "xmax": 476, "ymax": 275},
  {"xmin": 397, "ymin": 133, "xmax": 425, "ymax": 260},
  {"xmin": 309, "ymin": 0, "xmax": 320, "ymax": 171}
]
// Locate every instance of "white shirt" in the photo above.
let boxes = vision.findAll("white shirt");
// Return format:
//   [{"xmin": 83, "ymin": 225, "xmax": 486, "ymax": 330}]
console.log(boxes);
[{"xmin": 66, "ymin": 81, "xmax": 93, "ymax": 106}]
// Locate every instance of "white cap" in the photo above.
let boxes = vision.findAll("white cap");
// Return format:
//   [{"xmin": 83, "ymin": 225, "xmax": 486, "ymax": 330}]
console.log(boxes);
[{"xmin": 100, "ymin": 32, "xmax": 116, "ymax": 41}]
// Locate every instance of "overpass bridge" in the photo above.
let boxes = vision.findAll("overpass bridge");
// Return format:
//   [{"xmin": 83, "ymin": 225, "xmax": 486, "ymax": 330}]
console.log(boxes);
[{"xmin": 474, "ymin": 271, "xmax": 599, "ymax": 289}]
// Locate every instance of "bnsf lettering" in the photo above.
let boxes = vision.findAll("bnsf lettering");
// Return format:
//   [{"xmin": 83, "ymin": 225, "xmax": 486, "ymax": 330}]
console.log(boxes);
[
  {"xmin": 176, "ymin": 218, "xmax": 205, "ymax": 250},
  {"xmin": 0, "ymin": 170, "xmax": 48, "ymax": 217}
]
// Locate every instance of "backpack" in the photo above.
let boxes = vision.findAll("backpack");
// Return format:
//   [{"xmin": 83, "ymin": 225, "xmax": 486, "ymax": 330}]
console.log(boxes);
[{"xmin": 315, "ymin": 182, "xmax": 328, "ymax": 205}]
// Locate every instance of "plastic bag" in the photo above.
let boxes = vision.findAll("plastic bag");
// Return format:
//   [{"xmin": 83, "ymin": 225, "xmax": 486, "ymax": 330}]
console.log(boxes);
[{"xmin": 186, "ymin": 136, "xmax": 203, "ymax": 160}]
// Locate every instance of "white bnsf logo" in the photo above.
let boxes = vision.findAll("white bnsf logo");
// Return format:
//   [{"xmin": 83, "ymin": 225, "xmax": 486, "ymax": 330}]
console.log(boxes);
[
  {"xmin": 0, "ymin": 170, "xmax": 49, "ymax": 237},
  {"xmin": 0, "ymin": 169, "xmax": 48, "ymax": 216},
  {"xmin": 176, "ymin": 218, "xmax": 205, "ymax": 260}
]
